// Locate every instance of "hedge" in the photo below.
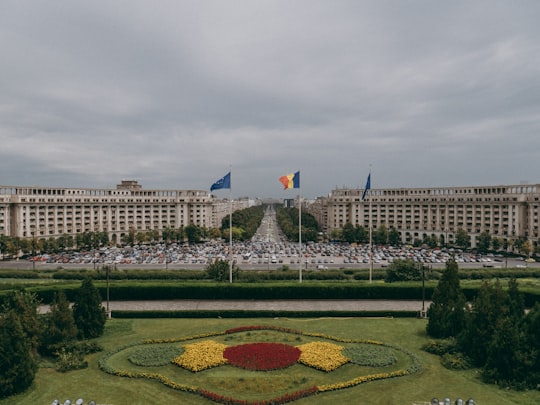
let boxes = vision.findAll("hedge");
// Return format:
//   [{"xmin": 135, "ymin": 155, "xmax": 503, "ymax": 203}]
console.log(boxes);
[{"xmin": 2, "ymin": 282, "xmax": 537, "ymax": 308}]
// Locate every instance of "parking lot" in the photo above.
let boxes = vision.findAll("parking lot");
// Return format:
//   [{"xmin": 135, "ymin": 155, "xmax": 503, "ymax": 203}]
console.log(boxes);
[{"xmin": 2, "ymin": 206, "xmax": 536, "ymax": 271}]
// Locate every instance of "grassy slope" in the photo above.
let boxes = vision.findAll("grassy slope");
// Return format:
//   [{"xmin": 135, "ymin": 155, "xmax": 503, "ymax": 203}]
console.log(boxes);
[{"xmin": 1, "ymin": 317, "xmax": 538, "ymax": 405}]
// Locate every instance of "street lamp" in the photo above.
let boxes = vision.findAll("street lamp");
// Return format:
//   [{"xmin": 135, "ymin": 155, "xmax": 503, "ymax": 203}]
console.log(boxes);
[
  {"xmin": 106, "ymin": 264, "xmax": 111, "ymax": 319},
  {"xmin": 422, "ymin": 264, "xmax": 426, "ymax": 317}
]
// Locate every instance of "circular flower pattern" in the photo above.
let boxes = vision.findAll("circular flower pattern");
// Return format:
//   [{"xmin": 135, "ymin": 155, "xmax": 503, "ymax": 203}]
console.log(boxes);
[
  {"xmin": 101, "ymin": 326, "xmax": 421, "ymax": 404},
  {"xmin": 224, "ymin": 342, "xmax": 301, "ymax": 370}
]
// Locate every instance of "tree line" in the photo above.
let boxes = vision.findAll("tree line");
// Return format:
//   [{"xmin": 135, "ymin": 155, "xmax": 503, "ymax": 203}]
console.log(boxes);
[
  {"xmin": 220, "ymin": 205, "xmax": 266, "ymax": 241},
  {"xmin": 333, "ymin": 223, "xmax": 401, "ymax": 245},
  {"xmin": 425, "ymin": 258, "xmax": 539, "ymax": 389},
  {"xmin": 275, "ymin": 206, "xmax": 320, "ymax": 243},
  {"xmin": 0, "ymin": 278, "xmax": 107, "ymax": 398}
]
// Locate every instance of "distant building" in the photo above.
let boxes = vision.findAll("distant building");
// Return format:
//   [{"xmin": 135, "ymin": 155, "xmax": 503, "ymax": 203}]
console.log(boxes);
[
  {"xmin": 0, "ymin": 180, "xmax": 247, "ymax": 244},
  {"xmin": 212, "ymin": 197, "xmax": 252, "ymax": 228},
  {"xmin": 307, "ymin": 183, "xmax": 540, "ymax": 248},
  {"xmin": 283, "ymin": 198, "xmax": 296, "ymax": 208}
]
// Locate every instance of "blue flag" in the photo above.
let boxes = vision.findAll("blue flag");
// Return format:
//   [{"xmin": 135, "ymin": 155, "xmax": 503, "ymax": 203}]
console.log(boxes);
[
  {"xmin": 361, "ymin": 172, "xmax": 371, "ymax": 201},
  {"xmin": 210, "ymin": 172, "xmax": 231, "ymax": 191}
]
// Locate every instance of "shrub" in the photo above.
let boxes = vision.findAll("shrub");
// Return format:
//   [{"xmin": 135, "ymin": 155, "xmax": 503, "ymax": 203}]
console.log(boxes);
[
  {"xmin": 440, "ymin": 353, "xmax": 472, "ymax": 370},
  {"xmin": 54, "ymin": 347, "xmax": 88, "ymax": 373},
  {"xmin": 421, "ymin": 338, "xmax": 457, "ymax": 356},
  {"xmin": 385, "ymin": 259, "xmax": 423, "ymax": 282}
]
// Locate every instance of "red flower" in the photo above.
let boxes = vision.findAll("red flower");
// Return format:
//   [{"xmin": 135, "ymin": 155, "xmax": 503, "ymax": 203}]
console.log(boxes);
[{"xmin": 224, "ymin": 343, "xmax": 301, "ymax": 371}]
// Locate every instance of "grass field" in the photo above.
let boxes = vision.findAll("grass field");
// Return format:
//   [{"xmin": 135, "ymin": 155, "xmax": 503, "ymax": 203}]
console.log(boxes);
[{"xmin": 2, "ymin": 316, "xmax": 539, "ymax": 405}]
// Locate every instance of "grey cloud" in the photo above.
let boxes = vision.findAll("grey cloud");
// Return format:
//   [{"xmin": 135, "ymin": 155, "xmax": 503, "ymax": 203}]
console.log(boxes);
[{"xmin": 1, "ymin": 1, "xmax": 540, "ymax": 198}]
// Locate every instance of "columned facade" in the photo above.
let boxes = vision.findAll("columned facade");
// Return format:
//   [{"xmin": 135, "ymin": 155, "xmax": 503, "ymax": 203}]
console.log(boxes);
[
  {"xmin": 318, "ymin": 184, "xmax": 540, "ymax": 247},
  {"xmin": 0, "ymin": 181, "xmax": 218, "ymax": 242}
]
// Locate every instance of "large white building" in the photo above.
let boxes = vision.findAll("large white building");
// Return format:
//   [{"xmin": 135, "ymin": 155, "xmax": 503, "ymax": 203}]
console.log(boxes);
[
  {"xmin": 312, "ymin": 183, "xmax": 540, "ymax": 247},
  {"xmin": 0, "ymin": 180, "xmax": 247, "ymax": 244}
]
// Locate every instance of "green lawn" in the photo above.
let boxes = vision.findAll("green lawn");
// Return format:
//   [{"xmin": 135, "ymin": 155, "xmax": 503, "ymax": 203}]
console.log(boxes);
[{"xmin": 2, "ymin": 317, "xmax": 539, "ymax": 405}]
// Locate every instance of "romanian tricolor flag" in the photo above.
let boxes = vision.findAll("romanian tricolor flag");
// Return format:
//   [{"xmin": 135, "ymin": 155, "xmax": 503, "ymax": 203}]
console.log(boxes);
[{"xmin": 279, "ymin": 171, "xmax": 300, "ymax": 189}]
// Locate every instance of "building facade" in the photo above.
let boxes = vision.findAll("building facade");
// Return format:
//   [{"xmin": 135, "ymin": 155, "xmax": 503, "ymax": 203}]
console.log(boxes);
[
  {"xmin": 0, "ymin": 180, "xmax": 233, "ymax": 243},
  {"xmin": 211, "ymin": 197, "xmax": 252, "ymax": 228},
  {"xmin": 315, "ymin": 183, "xmax": 540, "ymax": 247}
]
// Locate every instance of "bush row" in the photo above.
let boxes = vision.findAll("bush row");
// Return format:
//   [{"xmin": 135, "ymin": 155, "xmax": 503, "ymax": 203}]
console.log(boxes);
[
  {"xmin": 1, "ymin": 267, "xmax": 539, "ymax": 281},
  {"xmin": 9, "ymin": 282, "xmax": 535, "ymax": 308}
]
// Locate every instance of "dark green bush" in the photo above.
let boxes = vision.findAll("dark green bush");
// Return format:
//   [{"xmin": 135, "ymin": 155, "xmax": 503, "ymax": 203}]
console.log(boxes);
[
  {"xmin": 422, "ymin": 338, "xmax": 457, "ymax": 356},
  {"xmin": 54, "ymin": 347, "xmax": 88, "ymax": 373},
  {"xmin": 440, "ymin": 353, "xmax": 472, "ymax": 370}
]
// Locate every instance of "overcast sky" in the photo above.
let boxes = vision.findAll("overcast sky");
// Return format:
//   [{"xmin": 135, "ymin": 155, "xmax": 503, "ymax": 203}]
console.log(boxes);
[{"xmin": 1, "ymin": 1, "xmax": 539, "ymax": 199}]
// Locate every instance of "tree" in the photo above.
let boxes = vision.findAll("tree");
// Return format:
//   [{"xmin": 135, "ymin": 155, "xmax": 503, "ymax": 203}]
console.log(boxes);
[
  {"xmin": 225, "ymin": 205, "xmax": 266, "ymax": 241},
  {"xmin": 455, "ymin": 228, "xmax": 470, "ymax": 249},
  {"xmin": 426, "ymin": 257, "xmax": 466, "ymax": 338},
  {"xmin": 0, "ymin": 235, "xmax": 8, "ymax": 259},
  {"xmin": 72, "ymin": 278, "xmax": 107, "ymax": 339},
  {"xmin": 425, "ymin": 234, "xmax": 438, "ymax": 249},
  {"xmin": 329, "ymin": 228, "xmax": 342, "ymax": 242},
  {"xmin": 482, "ymin": 313, "xmax": 524, "ymax": 386},
  {"xmin": 388, "ymin": 227, "xmax": 401, "ymax": 246},
  {"xmin": 373, "ymin": 225, "xmax": 388, "ymax": 245},
  {"xmin": 207, "ymin": 227, "xmax": 223, "ymax": 240},
  {"xmin": 506, "ymin": 278, "xmax": 525, "ymax": 321},
  {"xmin": 206, "ymin": 259, "xmax": 238, "ymax": 282},
  {"xmin": 121, "ymin": 229, "xmax": 136, "ymax": 246},
  {"xmin": 355, "ymin": 225, "xmax": 368, "ymax": 243},
  {"xmin": 385, "ymin": 259, "xmax": 422, "ymax": 282},
  {"xmin": 521, "ymin": 303, "xmax": 540, "ymax": 388},
  {"xmin": 476, "ymin": 231, "xmax": 491, "ymax": 254},
  {"xmin": 491, "ymin": 236, "xmax": 502, "ymax": 252},
  {"xmin": 184, "ymin": 224, "xmax": 203, "ymax": 244},
  {"xmin": 0, "ymin": 311, "xmax": 37, "ymax": 398},
  {"xmin": 222, "ymin": 226, "xmax": 245, "ymax": 242},
  {"xmin": 439, "ymin": 234, "xmax": 445, "ymax": 247},
  {"xmin": 472, "ymin": 279, "xmax": 529, "ymax": 387},
  {"xmin": 458, "ymin": 280, "xmax": 508, "ymax": 366},
  {"xmin": 42, "ymin": 291, "xmax": 78, "ymax": 355},
  {"xmin": 58, "ymin": 234, "xmax": 74, "ymax": 250},
  {"xmin": 521, "ymin": 240, "xmax": 533, "ymax": 258},
  {"xmin": 1, "ymin": 289, "xmax": 42, "ymax": 355},
  {"xmin": 513, "ymin": 237, "xmax": 526, "ymax": 255},
  {"xmin": 342, "ymin": 223, "xmax": 356, "ymax": 243}
]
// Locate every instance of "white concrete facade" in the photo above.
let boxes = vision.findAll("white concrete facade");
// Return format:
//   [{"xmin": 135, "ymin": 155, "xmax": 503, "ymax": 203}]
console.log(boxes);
[
  {"xmin": 0, "ymin": 180, "xmax": 220, "ymax": 242},
  {"xmin": 317, "ymin": 184, "xmax": 540, "ymax": 247}
]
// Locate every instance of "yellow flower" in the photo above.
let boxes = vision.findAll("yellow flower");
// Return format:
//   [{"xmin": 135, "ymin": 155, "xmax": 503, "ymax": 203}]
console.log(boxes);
[
  {"xmin": 172, "ymin": 340, "xmax": 228, "ymax": 372},
  {"xmin": 297, "ymin": 341, "xmax": 350, "ymax": 372}
]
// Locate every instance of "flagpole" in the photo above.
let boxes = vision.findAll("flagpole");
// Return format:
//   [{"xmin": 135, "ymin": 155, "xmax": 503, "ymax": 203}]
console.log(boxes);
[
  {"xmin": 369, "ymin": 197, "xmax": 373, "ymax": 283},
  {"xmin": 299, "ymin": 193, "xmax": 302, "ymax": 283},
  {"xmin": 229, "ymin": 166, "xmax": 233, "ymax": 283},
  {"xmin": 368, "ymin": 167, "xmax": 373, "ymax": 284}
]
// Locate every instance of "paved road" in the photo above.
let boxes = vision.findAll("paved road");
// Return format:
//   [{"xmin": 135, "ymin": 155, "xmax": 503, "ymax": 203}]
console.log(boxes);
[{"xmin": 101, "ymin": 299, "xmax": 429, "ymax": 312}]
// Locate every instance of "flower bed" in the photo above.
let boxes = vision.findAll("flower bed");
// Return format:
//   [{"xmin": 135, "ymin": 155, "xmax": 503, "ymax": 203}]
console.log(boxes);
[
  {"xmin": 224, "ymin": 342, "xmax": 301, "ymax": 371},
  {"xmin": 128, "ymin": 344, "xmax": 184, "ymax": 367},
  {"xmin": 297, "ymin": 341, "xmax": 350, "ymax": 372},
  {"xmin": 172, "ymin": 340, "xmax": 228, "ymax": 372},
  {"xmin": 100, "ymin": 325, "xmax": 422, "ymax": 404},
  {"xmin": 343, "ymin": 344, "xmax": 397, "ymax": 367}
]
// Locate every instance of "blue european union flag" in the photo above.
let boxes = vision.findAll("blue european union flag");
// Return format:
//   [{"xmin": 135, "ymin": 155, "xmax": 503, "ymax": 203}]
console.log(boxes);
[
  {"xmin": 210, "ymin": 172, "xmax": 231, "ymax": 191},
  {"xmin": 361, "ymin": 172, "xmax": 371, "ymax": 201}
]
